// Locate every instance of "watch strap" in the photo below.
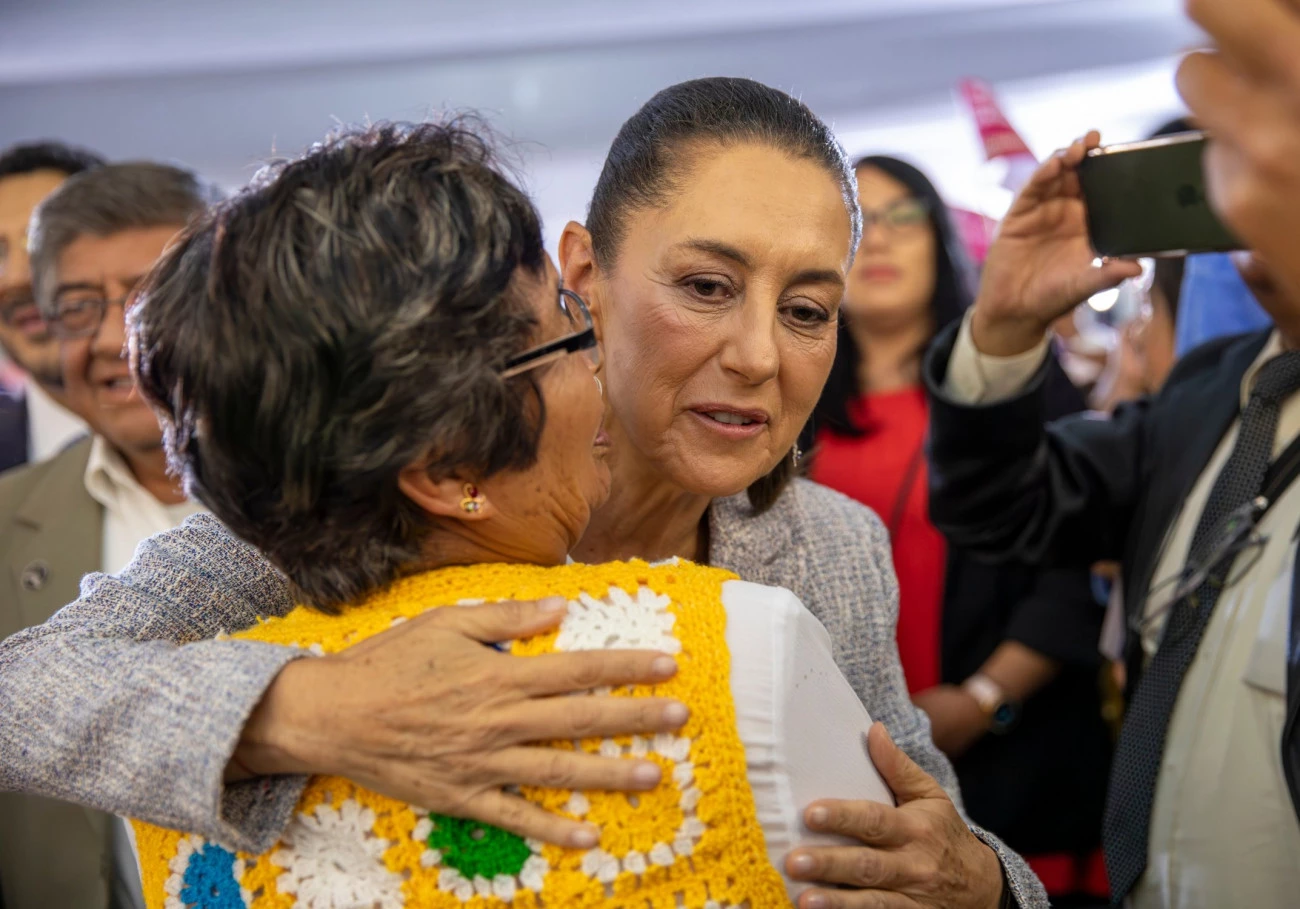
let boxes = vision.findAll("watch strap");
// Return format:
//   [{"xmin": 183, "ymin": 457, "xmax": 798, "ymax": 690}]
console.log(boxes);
[{"xmin": 963, "ymin": 672, "xmax": 1005, "ymax": 716}]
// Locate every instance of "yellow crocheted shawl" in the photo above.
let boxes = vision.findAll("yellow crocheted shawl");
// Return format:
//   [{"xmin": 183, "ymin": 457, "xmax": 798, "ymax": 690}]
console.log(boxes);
[{"xmin": 132, "ymin": 559, "xmax": 791, "ymax": 909}]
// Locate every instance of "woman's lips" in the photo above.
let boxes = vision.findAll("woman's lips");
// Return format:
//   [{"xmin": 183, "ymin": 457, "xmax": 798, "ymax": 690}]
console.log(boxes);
[
  {"xmin": 688, "ymin": 407, "xmax": 768, "ymax": 440},
  {"xmin": 858, "ymin": 264, "xmax": 902, "ymax": 282}
]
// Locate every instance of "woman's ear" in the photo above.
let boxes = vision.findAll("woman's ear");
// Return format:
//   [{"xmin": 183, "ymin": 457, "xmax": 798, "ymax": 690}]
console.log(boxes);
[
  {"xmin": 558, "ymin": 221, "xmax": 595, "ymax": 291},
  {"xmin": 397, "ymin": 461, "xmax": 494, "ymax": 522},
  {"xmin": 559, "ymin": 220, "xmax": 604, "ymax": 339}
]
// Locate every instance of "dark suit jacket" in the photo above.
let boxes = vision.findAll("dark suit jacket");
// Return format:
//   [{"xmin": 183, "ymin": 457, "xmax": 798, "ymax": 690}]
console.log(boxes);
[
  {"xmin": 0, "ymin": 390, "xmax": 26, "ymax": 475},
  {"xmin": 922, "ymin": 325, "xmax": 1300, "ymax": 823},
  {"xmin": 939, "ymin": 353, "xmax": 1110, "ymax": 857},
  {"xmin": 0, "ymin": 436, "xmax": 113, "ymax": 909}
]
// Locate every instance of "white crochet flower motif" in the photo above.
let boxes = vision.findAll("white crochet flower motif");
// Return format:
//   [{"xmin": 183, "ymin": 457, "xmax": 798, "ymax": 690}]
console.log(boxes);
[
  {"xmin": 412, "ymin": 817, "xmax": 548, "ymax": 903},
  {"xmin": 568, "ymin": 734, "xmax": 707, "ymax": 886},
  {"xmin": 555, "ymin": 587, "xmax": 682, "ymax": 655},
  {"xmin": 163, "ymin": 835, "xmax": 251, "ymax": 909},
  {"xmin": 272, "ymin": 799, "xmax": 404, "ymax": 909}
]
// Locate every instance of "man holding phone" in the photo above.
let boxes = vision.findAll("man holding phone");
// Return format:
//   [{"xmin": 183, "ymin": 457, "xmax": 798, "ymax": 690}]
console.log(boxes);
[{"xmin": 919, "ymin": 0, "xmax": 1300, "ymax": 903}]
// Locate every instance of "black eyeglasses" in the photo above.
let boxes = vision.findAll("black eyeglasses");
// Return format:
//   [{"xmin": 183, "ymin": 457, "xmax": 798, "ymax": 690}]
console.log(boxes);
[
  {"xmin": 47, "ymin": 288, "xmax": 133, "ymax": 340},
  {"xmin": 500, "ymin": 286, "xmax": 600, "ymax": 379},
  {"xmin": 861, "ymin": 197, "xmax": 931, "ymax": 235}
]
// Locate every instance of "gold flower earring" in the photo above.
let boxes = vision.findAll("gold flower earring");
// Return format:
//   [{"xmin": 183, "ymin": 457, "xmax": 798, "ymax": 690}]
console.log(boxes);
[{"xmin": 460, "ymin": 483, "xmax": 486, "ymax": 514}]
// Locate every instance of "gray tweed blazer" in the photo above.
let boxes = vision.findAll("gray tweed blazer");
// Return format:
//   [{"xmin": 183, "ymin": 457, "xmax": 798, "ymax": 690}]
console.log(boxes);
[{"xmin": 0, "ymin": 477, "xmax": 1046, "ymax": 907}]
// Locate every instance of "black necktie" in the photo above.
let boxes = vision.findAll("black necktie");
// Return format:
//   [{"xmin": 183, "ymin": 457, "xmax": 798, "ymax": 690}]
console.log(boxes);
[{"xmin": 1104, "ymin": 350, "xmax": 1300, "ymax": 903}]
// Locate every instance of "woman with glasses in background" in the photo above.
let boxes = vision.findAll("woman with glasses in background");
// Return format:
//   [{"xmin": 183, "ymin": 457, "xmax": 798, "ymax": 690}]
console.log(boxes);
[{"xmin": 808, "ymin": 155, "xmax": 1113, "ymax": 907}]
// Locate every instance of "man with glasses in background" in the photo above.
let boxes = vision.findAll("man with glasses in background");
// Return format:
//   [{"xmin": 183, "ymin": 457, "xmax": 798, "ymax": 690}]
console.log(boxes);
[
  {"xmin": 0, "ymin": 161, "xmax": 218, "ymax": 909},
  {"xmin": 0, "ymin": 141, "xmax": 104, "ymax": 474}
]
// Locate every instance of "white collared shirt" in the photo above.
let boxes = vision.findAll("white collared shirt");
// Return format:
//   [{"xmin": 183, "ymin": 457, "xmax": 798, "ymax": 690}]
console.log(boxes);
[
  {"xmin": 83, "ymin": 435, "xmax": 204, "ymax": 576},
  {"xmin": 944, "ymin": 315, "xmax": 1300, "ymax": 909},
  {"xmin": 25, "ymin": 380, "xmax": 86, "ymax": 463},
  {"xmin": 82, "ymin": 434, "xmax": 204, "ymax": 909}
]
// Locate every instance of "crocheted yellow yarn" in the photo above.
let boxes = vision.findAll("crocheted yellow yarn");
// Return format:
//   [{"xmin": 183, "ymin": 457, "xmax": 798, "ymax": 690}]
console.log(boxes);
[{"xmin": 132, "ymin": 560, "xmax": 791, "ymax": 909}]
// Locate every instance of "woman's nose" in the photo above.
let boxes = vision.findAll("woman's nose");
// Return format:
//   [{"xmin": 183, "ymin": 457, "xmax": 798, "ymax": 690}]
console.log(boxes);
[
  {"xmin": 860, "ymin": 218, "xmax": 892, "ymax": 251},
  {"xmin": 718, "ymin": 304, "xmax": 780, "ymax": 384}
]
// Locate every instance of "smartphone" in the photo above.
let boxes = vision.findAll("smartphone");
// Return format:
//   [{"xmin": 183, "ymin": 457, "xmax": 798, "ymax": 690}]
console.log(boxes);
[{"xmin": 1078, "ymin": 132, "xmax": 1243, "ymax": 258}]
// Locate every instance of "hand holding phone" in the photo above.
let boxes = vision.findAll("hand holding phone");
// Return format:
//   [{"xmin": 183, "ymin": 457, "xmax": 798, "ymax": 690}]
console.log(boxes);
[
  {"xmin": 970, "ymin": 131, "xmax": 1143, "ymax": 357},
  {"xmin": 1077, "ymin": 131, "xmax": 1243, "ymax": 258}
]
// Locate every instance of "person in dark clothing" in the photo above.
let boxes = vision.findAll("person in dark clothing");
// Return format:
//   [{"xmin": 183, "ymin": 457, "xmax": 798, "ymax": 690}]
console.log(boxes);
[
  {"xmin": 924, "ymin": 124, "xmax": 1300, "ymax": 907},
  {"xmin": 808, "ymin": 155, "xmax": 1111, "ymax": 905}
]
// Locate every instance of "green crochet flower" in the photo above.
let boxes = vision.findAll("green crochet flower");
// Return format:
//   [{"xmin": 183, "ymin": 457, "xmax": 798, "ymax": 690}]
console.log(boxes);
[{"xmin": 426, "ymin": 814, "xmax": 532, "ymax": 879}]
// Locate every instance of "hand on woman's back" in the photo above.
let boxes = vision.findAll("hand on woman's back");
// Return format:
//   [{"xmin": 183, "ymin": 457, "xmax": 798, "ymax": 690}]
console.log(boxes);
[{"xmin": 235, "ymin": 596, "xmax": 688, "ymax": 847}]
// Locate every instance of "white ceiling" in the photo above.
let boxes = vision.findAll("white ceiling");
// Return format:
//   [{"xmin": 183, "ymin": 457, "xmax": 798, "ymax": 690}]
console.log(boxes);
[{"xmin": 0, "ymin": 0, "xmax": 1201, "ymax": 240}]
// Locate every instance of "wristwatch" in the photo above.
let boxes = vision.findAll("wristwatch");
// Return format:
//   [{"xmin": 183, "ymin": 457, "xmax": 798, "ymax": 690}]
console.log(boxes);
[{"xmin": 962, "ymin": 673, "xmax": 1021, "ymax": 735}]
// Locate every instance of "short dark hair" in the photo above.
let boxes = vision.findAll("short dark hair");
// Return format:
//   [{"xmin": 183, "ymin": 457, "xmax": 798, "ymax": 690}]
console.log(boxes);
[
  {"xmin": 0, "ymin": 141, "xmax": 105, "ymax": 181},
  {"xmin": 812, "ymin": 155, "xmax": 974, "ymax": 441},
  {"xmin": 586, "ymin": 77, "xmax": 861, "ymax": 513},
  {"xmin": 28, "ymin": 161, "xmax": 220, "ymax": 316},
  {"xmin": 131, "ymin": 120, "xmax": 548, "ymax": 612}
]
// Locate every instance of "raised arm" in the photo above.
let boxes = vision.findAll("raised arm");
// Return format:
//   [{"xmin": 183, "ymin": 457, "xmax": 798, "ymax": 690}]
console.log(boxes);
[
  {"xmin": 925, "ymin": 320, "xmax": 1152, "ymax": 569},
  {"xmin": 922, "ymin": 133, "xmax": 1152, "ymax": 569}
]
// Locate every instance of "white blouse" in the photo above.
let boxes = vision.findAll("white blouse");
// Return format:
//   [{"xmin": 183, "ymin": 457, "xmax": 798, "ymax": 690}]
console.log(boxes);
[{"xmin": 720, "ymin": 579, "xmax": 894, "ymax": 899}]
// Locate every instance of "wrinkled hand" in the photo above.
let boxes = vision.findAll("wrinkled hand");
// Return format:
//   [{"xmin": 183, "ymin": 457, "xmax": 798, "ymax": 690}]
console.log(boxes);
[
  {"xmin": 236, "ymin": 597, "xmax": 687, "ymax": 847},
  {"xmin": 912, "ymin": 685, "xmax": 988, "ymax": 760},
  {"xmin": 971, "ymin": 132, "xmax": 1143, "ymax": 357},
  {"xmin": 1178, "ymin": 0, "xmax": 1300, "ymax": 317},
  {"xmin": 785, "ymin": 723, "xmax": 1005, "ymax": 909}
]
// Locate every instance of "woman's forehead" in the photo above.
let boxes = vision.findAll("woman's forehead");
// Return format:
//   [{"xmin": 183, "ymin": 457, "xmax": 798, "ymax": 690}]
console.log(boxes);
[{"xmin": 626, "ymin": 144, "xmax": 853, "ymax": 269}]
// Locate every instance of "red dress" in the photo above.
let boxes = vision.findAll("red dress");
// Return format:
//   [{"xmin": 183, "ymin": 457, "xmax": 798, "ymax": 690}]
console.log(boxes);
[{"xmin": 810, "ymin": 386, "xmax": 946, "ymax": 694}]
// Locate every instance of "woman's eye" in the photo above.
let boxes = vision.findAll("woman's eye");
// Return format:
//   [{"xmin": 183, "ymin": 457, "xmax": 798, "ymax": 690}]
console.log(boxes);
[
  {"xmin": 687, "ymin": 279, "xmax": 729, "ymax": 299},
  {"xmin": 786, "ymin": 304, "xmax": 829, "ymax": 325}
]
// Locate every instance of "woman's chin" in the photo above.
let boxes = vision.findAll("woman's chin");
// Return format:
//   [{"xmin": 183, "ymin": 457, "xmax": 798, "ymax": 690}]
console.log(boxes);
[{"xmin": 669, "ymin": 454, "xmax": 781, "ymax": 500}]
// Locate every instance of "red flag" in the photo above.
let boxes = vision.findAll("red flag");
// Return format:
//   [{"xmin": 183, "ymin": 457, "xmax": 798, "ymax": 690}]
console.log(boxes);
[{"xmin": 957, "ymin": 78, "xmax": 1038, "ymax": 191}]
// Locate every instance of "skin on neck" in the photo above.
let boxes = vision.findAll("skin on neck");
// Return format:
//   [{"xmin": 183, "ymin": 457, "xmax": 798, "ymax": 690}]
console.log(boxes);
[
  {"xmin": 118, "ymin": 441, "xmax": 187, "ymax": 506},
  {"xmin": 416, "ymin": 497, "xmax": 572, "ymax": 570},
  {"xmin": 847, "ymin": 313, "xmax": 932, "ymax": 396},
  {"xmin": 571, "ymin": 411, "xmax": 713, "ymax": 564}
]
